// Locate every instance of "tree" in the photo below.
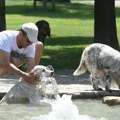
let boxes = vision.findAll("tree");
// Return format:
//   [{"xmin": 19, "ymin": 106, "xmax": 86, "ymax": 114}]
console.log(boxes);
[
  {"xmin": 33, "ymin": 0, "xmax": 56, "ymax": 11},
  {"xmin": 94, "ymin": 0, "xmax": 119, "ymax": 51},
  {"xmin": 0, "ymin": 0, "xmax": 6, "ymax": 32},
  {"xmin": 42, "ymin": 0, "xmax": 47, "ymax": 10},
  {"xmin": 51, "ymin": 0, "xmax": 55, "ymax": 11}
]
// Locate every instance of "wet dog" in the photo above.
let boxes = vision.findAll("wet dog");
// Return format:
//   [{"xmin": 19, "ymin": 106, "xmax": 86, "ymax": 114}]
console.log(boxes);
[
  {"xmin": 73, "ymin": 43, "xmax": 120, "ymax": 92},
  {"xmin": 0, "ymin": 65, "xmax": 54, "ymax": 104}
]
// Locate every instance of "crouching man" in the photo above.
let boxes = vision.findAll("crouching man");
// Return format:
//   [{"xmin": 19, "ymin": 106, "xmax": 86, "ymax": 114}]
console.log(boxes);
[{"xmin": 0, "ymin": 22, "xmax": 38, "ymax": 84}]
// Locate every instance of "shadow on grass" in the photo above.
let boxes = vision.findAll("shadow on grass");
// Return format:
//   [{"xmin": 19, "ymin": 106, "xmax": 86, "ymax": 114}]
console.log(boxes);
[
  {"xmin": 40, "ymin": 36, "xmax": 93, "ymax": 69},
  {"xmin": 46, "ymin": 36, "xmax": 93, "ymax": 46},
  {"xmin": 6, "ymin": 2, "xmax": 94, "ymax": 20},
  {"xmin": 6, "ymin": 1, "xmax": 120, "ymax": 19}
]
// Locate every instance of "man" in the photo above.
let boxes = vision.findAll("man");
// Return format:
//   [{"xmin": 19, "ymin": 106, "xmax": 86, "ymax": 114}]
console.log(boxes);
[
  {"xmin": 34, "ymin": 20, "xmax": 51, "ymax": 66},
  {"xmin": 0, "ymin": 22, "xmax": 38, "ymax": 84}
]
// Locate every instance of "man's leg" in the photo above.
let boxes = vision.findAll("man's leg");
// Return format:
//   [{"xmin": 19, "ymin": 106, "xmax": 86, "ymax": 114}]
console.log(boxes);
[
  {"xmin": 0, "ymin": 57, "xmax": 9, "ymax": 76},
  {"xmin": 0, "ymin": 57, "xmax": 21, "ymax": 77},
  {"xmin": 0, "ymin": 51, "xmax": 26, "ymax": 77},
  {"xmin": 0, "ymin": 67, "xmax": 10, "ymax": 76}
]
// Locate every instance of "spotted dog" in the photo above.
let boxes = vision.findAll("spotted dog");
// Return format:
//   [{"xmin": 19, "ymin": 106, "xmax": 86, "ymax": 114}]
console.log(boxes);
[{"xmin": 73, "ymin": 43, "xmax": 120, "ymax": 92}]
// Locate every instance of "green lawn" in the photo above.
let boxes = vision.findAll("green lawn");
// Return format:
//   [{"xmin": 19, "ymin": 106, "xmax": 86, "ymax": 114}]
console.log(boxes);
[{"xmin": 5, "ymin": 0, "xmax": 120, "ymax": 69}]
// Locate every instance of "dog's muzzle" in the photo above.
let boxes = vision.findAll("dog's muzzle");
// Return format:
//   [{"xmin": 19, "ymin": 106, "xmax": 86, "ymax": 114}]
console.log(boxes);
[{"xmin": 46, "ymin": 65, "xmax": 54, "ymax": 76}]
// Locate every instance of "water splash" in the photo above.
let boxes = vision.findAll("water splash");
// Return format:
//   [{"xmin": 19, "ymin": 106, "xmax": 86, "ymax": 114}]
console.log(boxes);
[
  {"xmin": 22, "ymin": 94, "xmax": 107, "ymax": 120},
  {"xmin": 47, "ymin": 94, "xmax": 80, "ymax": 120},
  {"xmin": 36, "ymin": 77, "xmax": 59, "ymax": 100},
  {"xmin": 20, "ymin": 77, "xmax": 107, "ymax": 120}
]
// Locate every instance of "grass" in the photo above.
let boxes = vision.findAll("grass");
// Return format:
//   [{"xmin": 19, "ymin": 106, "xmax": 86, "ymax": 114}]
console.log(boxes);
[{"xmin": 5, "ymin": 0, "xmax": 120, "ymax": 70}]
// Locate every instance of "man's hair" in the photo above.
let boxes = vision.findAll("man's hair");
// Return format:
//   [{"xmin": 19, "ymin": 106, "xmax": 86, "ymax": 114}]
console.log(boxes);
[{"xmin": 20, "ymin": 29, "xmax": 27, "ymax": 36}]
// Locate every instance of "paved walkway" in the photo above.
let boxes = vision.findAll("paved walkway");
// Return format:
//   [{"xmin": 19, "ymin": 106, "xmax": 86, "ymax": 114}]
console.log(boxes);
[
  {"xmin": 80, "ymin": 0, "xmax": 120, "ymax": 7},
  {"xmin": 0, "ymin": 70, "xmax": 120, "ymax": 100}
]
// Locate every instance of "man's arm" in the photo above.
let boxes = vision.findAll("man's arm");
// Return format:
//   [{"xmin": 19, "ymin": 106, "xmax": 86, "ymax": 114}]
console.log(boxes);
[
  {"xmin": 0, "ymin": 50, "xmax": 36, "ymax": 83},
  {"xmin": 25, "ymin": 57, "xmax": 35, "ymax": 72},
  {"xmin": 0, "ymin": 50, "xmax": 25, "ymax": 76},
  {"xmin": 34, "ymin": 42, "xmax": 43, "ymax": 66}
]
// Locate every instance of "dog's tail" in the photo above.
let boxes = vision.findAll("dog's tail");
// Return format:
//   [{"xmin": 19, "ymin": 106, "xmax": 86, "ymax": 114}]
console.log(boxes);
[
  {"xmin": 73, "ymin": 51, "xmax": 87, "ymax": 76},
  {"xmin": 0, "ymin": 95, "xmax": 8, "ymax": 105}
]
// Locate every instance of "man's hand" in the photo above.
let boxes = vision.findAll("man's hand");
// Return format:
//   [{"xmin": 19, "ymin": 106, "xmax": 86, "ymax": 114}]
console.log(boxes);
[{"xmin": 22, "ymin": 72, "xmax": 38, "ymax": 84}]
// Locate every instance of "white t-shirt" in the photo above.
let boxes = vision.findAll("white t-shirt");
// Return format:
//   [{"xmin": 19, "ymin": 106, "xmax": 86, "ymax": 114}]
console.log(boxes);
[{"xmin": 0, "ymin": 30, "xmax": 35, "ymax": 58}]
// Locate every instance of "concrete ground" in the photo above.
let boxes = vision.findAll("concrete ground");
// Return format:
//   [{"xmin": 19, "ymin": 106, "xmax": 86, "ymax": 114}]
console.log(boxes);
[{"xmin": 0, "ymin": 70, "xmax": 120, "ymax": 100}]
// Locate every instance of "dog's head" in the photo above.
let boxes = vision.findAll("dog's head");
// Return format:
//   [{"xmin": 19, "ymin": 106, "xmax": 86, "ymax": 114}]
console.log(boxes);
[
  {"xmin": 36, "ymin": 20, "xmax": 51, "ymax": 45},
  {"xmin": 31, "ymin": 65, "xmax": 54, "ymax": 80}
]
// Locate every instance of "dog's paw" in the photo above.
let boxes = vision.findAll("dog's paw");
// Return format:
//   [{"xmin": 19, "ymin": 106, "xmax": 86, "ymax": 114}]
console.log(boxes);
[
  {"xmin": 94, "ymin": 87, "xmax": 103, "ymax": 91},
  {"xmin": 108, "ymin": 90, "xmax": 112, "ymax": 93},
  {"xmin": 105, "ymin": 87, "xmax": 112, "ymax": 93}
]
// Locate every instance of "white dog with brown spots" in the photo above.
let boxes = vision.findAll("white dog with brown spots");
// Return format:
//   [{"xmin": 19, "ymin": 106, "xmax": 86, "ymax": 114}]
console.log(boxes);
[{"xmin": 73, "ymin": 43, "xmax": 120, "ymax": 92}]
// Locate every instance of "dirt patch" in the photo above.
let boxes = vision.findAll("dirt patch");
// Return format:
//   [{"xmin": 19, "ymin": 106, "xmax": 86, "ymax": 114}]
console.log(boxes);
[{"xmin": 54, "ymin": 69, "xmax": 91, "ymax": 85}]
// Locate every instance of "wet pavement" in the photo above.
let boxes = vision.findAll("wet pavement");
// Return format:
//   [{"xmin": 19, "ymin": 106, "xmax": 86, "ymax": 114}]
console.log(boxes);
[{"xmin": 0, "ymin": 70, "xmax": 120, "ymax": 100}]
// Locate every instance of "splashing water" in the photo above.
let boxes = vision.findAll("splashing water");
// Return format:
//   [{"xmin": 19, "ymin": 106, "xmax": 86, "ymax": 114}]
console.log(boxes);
[
  {"xmin": 47, "ymin": 94, "xmax": 80, "ymax": 120},
  {"xmin": 36, "ymin": 77, "xmax": 59, "ymax": 100},
  {"xmin": 19, "ymin": 77, "xmax": 107, "ymax": 120},
  {"xmin": 21, "ymin": 94, "xmax": 107, "ymax": 120}
]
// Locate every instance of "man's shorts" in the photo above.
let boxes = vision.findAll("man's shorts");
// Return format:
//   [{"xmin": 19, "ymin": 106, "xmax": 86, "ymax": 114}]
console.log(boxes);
[
  {"xmin": 11, "ymin": 51, "xmax": 25, "ymax": 67},
  {"xmin": 0, "ymin": 51, "xmax": 25, "ymax": 68}
]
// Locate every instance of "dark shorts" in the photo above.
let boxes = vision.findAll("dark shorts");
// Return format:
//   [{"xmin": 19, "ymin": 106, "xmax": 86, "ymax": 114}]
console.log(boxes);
[
  {"xmin": 11, "ymin": 51, "xmax": 25, "ymax": 66},
  {"xmin": 0, "ymin": 51, "xmax": 25, "ymax": 68}
]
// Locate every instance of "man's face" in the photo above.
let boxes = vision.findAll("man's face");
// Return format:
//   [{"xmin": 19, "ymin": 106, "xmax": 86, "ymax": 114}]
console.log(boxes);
[{"xmin": 21, "ymin": 34, "xmax": 32, "ymax": 48}]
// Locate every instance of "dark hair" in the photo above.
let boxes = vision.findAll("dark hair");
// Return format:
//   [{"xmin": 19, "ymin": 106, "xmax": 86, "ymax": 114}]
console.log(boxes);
[
  {"xmin": 35, "ymin": 20, "xmax": 51, "ymax": 45},
  {"xmin": 20, "ymin": 29, "xmax": 27, "ymax": 36}
]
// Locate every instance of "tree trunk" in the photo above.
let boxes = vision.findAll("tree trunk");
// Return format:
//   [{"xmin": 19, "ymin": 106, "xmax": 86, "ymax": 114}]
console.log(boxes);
[
  {"xmin": 0, "ymin": 0, "xmax": 6, "ymax": 32},
  {"xmin": 42, "ymin": 0, "xmax": 47, "ymax": 11},
  {"xmin": 33, "ymin": 0, "xmax": 37, "ymax": 7},
  {"xmin": 94, "ymin": 0, "xmax": 119, "ymax": 51},
  {"xmin": 51, "ymin": 0, "xmax": 55, "ymax": 11}
]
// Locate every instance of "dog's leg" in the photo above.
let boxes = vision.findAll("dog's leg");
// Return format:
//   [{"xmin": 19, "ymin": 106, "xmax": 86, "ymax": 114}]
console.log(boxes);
[
  {"xmin": 90, "ymin": 75, "xmax": 103, "ymax": 91},
  {"xmin": 104, "ymin": 71, "xmax": 112, "ymax": 93},
  {"xmin": 119, "ymin": 85, "xmax": 120, "ymax": 89},
  {"xmin": 90, "ymin": 60, "xmax": 102, "ymax": 91},
  {"xmin": 28, "ymin": 87, "xmax": 41, "ymax": 104}
]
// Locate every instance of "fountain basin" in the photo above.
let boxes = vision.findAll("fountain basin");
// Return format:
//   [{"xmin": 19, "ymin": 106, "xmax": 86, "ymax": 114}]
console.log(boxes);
[
  {"xmin": 0, "ymin": 72, "xmax": 120, "ymax": 120},
  {"xmin": 0, "ymin": 82, "xmax": 120, "ymax": 102}
]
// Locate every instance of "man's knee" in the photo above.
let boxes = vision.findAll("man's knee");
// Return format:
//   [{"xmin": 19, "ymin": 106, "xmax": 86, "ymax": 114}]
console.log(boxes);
[{"xmin": 0, "ymin": 67, "xmax": 9, "ymax": 76}]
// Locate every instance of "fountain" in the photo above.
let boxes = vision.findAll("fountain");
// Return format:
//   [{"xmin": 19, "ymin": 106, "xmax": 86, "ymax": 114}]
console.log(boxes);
[
  {"xmin": 0, "ymin": 94, "xmax": 111, "ymax": 120},
  {"xmin": 0, "ymin": 75, "xmax": 120, "ymax": 120}
]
